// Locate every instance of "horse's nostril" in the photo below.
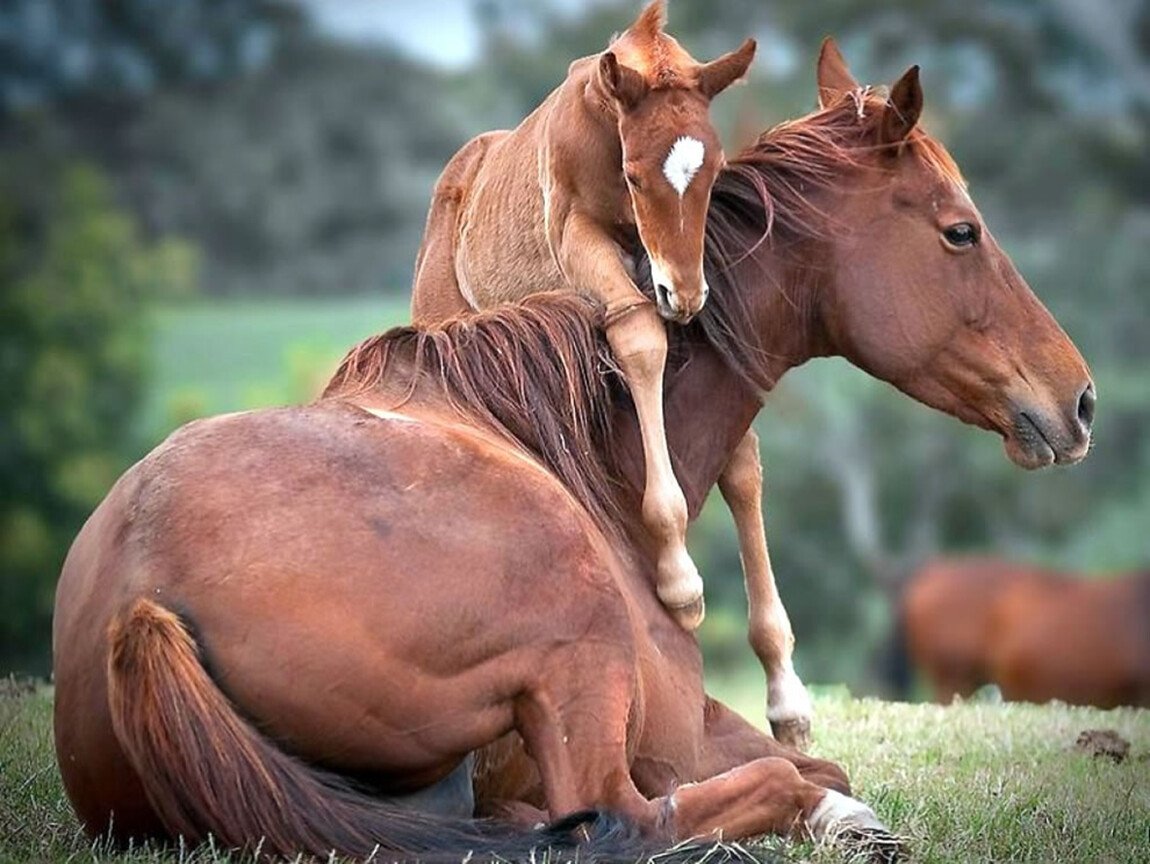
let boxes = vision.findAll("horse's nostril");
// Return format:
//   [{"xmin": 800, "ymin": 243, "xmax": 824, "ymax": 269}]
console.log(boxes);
[
  {"xmin": 655, "ymin": 284, "xmax": 674, "ymax": 310},
  {"xmin": 1076, "ymin": 382, "xmax": 1096, "ymax": 431}
]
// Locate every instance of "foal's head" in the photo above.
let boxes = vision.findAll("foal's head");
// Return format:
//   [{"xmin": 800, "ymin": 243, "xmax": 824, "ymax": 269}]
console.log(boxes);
[{"xmin": 599, "ymin": 0, "xmax": 754, "ymax": 323}]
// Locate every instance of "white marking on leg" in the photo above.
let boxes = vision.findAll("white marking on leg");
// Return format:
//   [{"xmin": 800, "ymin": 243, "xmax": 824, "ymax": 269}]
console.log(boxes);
[
  {"xmin": 766, "ymin": 657, "xmax": 812, "ymax": 725},
  {"xmin": 807, "ymin": 790, "xmax": 885, "ymax": 839},
  {"xmin": 662, "ymin": 136, "xmax": 705, "ymax": 196}
]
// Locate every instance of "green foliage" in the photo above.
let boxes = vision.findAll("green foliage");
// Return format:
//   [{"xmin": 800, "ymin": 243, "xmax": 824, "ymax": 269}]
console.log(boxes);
[{"xmin": 0, "ymin": 156, "xmax": 195, "ymax": 671}]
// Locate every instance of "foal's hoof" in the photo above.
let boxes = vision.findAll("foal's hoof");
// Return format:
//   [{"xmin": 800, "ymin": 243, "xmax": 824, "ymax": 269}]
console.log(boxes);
[
  {"xmin": 770, "ymin": 716, "xmax": 812, "ymax": 751},
  {"xmin": 668, "ymin": 596, "xmax": 705, "ymax": 631},
  {"xmin": 656, "ymin": 557, "xmax": 705, "ymax": 631}
]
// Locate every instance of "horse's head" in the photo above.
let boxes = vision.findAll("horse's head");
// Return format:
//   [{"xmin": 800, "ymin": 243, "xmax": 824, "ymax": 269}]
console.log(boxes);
[
  {"xmin": 810, "ymin": 40, "xmax": 1094, "ymax": 468},
  {"xmin": 601, "ymin": 0, "xmax": 755, "ymax": 323}
]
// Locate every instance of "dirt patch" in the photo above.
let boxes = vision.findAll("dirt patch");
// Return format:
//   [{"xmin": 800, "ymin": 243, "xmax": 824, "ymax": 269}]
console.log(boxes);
[{"xmin": 1074, "ymin": 729, "xmax": 1130, "ymax": 764}]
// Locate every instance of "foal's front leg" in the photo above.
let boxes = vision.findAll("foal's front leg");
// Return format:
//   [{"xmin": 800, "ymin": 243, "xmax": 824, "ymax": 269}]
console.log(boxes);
[
  {"xmin": 718, "ymin": 428, "xmax": 813, "ymax": 749},
  {"xmin": 559, "ymin": 212, "xmax": 703, "ymax": 629}
]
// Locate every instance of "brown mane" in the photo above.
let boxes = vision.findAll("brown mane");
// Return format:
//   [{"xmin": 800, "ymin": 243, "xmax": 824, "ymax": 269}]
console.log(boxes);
[
  {"xmin": 324, "ymin": 91, "xmax": 967, "ymax": 536},
  {"xmin": 323, "ymin": 294, "xmax": 626, "ymax": 536},
  {"xmin": 670, "ymin": 86, "xmax": 965, "ymax": 392}
]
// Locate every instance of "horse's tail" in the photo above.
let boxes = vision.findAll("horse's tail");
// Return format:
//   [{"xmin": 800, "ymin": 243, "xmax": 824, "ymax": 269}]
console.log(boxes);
[{"xmin": 105, "ymin": 597, "xmax": 650, "ymax": 862}]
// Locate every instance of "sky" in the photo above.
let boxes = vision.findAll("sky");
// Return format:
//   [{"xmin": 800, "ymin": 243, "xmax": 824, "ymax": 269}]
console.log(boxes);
[{"xmin": 296, "ymin": 0, "xmax": 594, "ymax": 68}]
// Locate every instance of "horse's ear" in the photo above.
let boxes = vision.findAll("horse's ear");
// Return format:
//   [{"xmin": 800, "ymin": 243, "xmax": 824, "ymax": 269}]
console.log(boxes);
[
  {"xmin": 599, "ymin": 51, "xmax": 648, "ymax": 109},
  {"xmin": 880, "ymin": 65, "xmax": 923, "ymax": 145},
  {"xmin": 698, "ymin": 38, "xmax": 756, "ymax": 99},
  {"xmin": 816, "ymin": 37, "xmax": 858, "ymax": 108},
  {"xmin": 629, "ymin": 0, "xmax": 667, "ymax": 41}
]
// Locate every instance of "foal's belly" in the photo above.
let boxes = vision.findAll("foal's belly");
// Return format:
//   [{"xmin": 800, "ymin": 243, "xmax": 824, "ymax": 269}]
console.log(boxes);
[{"xmin": 454, "ymin": 141, "xmax": 567, "ymax": 308}]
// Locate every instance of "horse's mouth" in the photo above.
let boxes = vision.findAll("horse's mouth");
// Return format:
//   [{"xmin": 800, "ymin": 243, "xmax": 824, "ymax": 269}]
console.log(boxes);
[{"xmin": 1005, "ymin": 410, "xmax": 1094, "ymax": 470}]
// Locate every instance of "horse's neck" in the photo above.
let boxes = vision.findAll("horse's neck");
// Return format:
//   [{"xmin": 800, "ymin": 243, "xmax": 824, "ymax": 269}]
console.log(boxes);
[{"xmin": 616, "ymin": 247, "xmax": 822, "ymax": 518}]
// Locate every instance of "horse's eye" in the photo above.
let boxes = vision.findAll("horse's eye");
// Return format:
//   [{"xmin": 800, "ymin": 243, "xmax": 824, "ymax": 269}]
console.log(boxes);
[
  {"xmin": 943, "ymin": 222, "xmax": 979, "ymax": 248},
  {"xmin": 625, "ymin": 172, "xmax": 642, "ymax": 191}
]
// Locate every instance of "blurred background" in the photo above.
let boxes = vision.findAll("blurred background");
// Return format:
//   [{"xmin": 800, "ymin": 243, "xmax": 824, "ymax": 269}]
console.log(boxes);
[{"xmin": 1, "ymin": 0, "xmax": 1147, "ymax": 692}]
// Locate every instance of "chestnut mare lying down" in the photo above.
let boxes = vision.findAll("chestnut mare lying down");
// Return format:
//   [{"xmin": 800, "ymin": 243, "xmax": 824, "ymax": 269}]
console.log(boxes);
[
  {"xmin": 52, "ymin": 41, "xmax": 1092, "ymax": 864},
  {"xmin": 903, "ymin": 558, "xmax": 1150, "ymax": 707}
]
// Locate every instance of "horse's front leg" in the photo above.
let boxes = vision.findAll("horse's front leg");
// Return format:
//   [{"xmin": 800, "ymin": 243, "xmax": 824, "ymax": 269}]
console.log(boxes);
[
  {"xmin": 717, "ymin": 428, "xmax": 812, "ymax": 749},
  {"xmin": 559, "ymin": 212, "xmax": 703, "ymax": 630}
]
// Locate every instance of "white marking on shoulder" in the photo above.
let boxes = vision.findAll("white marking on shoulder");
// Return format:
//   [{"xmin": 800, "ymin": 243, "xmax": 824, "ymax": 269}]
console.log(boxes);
[
  {"xmin": 663, "ymin": 136, "xmax": 705, "ymax": 196},
  {"xmin": 357, "ymin": 406, "xmax": 422, "ymax": 424}
]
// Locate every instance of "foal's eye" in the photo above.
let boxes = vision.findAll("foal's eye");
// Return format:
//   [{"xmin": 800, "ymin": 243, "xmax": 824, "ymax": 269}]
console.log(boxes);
[
  {"xmin": 625, "ymin": 172, "xmax": 642, "ymax": 191},
  {"xmin": 943, "ymin": 222, "xmax": 979, "ymax": 248}
]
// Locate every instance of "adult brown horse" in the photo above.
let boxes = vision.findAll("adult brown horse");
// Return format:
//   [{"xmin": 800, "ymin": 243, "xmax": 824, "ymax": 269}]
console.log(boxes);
[
  {"xmin": 902, "ymin": 558, "xmax": 1150, "ymax": 707},
  {"xmin": 412, "ymin": 0, "xmax": 756, "ymax": 631},
  {"xmin": 53, "ymin": 41, "xmax": 1092, "ymax": 862}
]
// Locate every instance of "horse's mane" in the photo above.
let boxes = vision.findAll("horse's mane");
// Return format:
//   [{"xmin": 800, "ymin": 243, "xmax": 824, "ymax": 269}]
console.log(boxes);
[
  {"xmin": 324, "ymin": 87, "xmax": 966, "ymax": 533},
  {"xmin": 670, "ymin": 86, "xmax": 965, "ymax": 393},
  {"xmin": 323, "ymin": 295, "xmax": 626, "ymax": 535}
]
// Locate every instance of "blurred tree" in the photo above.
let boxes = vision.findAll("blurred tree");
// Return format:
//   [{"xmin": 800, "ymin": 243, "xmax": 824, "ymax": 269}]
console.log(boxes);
[
  {"xmin": 0, "ymin": 0, "xmax": 298, "ymax": 116},
  {"xmin": 0, "ymin": 145, "xmax": 194, "ymax": 672}
]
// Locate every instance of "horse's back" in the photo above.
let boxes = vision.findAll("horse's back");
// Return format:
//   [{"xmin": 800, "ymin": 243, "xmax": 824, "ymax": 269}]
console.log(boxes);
[
  {"xmin": 53, "ymin": 401, "xmax": 635, "ymax": 835},
  {"xmin": 902, "ymin": 558, "xmax": 1016, "ymax": 700},
  {"xmin": 992, "ymin": 571, "xmax": 1150, "ymax": 707}
]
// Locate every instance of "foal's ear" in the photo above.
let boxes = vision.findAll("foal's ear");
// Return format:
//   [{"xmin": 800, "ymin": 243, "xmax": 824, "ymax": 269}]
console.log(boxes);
[
  {"xmin": 816, "ymin": 37, "xmax": 858, "ymax": 108},
  {"xmin": 880, "ymin": 65, "xmax": 923, "ymax": 145},
  {"xmin": 599, "ymin": 51, "xmax": 648, "ymax": 109},
  {"xmin": 698, "ymin": 38, "xmax": 757, "ymax": 99}
]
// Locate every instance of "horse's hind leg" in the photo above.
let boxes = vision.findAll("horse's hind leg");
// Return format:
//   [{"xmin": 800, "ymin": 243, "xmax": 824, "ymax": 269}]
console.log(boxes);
[
  {"xmin": 718, "ymin": 429, "xmax": 812, "ymax": 750},
  {"xmin": 411, "ymin": 132, "xmax": 503, "ymax": 324}
]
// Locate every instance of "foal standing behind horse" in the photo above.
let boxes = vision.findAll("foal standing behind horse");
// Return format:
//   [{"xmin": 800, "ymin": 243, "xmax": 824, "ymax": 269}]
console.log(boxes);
[{"xmin": 411, "ymin": 0, "xmax": 755, "ymax": 632}]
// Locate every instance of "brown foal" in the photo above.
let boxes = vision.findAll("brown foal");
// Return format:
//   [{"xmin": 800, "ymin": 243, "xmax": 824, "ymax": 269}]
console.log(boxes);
[{"xmin": 411, "ymin": 0, "xmax": 755, "ymax": 630}]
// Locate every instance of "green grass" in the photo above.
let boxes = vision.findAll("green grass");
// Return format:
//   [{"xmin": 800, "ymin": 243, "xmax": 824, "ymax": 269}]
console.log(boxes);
[
  {"xmin": 3, "ymin": 679, "xmax": 1148, "ymax": 864},
  {"xmin": 141, "ymin": 295, "xmax": 409, "ymax": 441}
]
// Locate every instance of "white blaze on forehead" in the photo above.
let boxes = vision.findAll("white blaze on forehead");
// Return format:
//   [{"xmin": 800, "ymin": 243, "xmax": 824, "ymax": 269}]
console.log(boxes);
[{"xmin": 662, "ymin": 136, "xmax": 705, "ymax": 196}]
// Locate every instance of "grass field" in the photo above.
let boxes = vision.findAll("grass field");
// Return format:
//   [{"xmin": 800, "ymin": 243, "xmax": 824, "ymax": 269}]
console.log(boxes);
[
  {"xmin": 141, "ymin": 295, "xmax": 410, "ymax": 441},
  {"xmin": 3, "ymin": 677, "xmax": 1147, "ymax": 864}
]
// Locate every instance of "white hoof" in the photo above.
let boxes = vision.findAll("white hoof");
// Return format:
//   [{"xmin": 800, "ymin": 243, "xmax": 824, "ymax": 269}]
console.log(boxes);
[
  {"xmin": 656, "ymin": 552, "xmax": 705, "ymax": 631},
  {"xmin": 767, "ymin": 662, "xmax": 813, "ymax": 748},
  {"xmin": 808, "ymin": 790, "xmax": 904, "ymax": 863}
]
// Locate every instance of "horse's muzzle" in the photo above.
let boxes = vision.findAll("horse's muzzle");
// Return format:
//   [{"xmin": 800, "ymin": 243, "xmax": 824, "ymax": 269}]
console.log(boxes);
[{"xmin": 1005, "ymin": 382, "xmax": 1094, "ymax": 469}]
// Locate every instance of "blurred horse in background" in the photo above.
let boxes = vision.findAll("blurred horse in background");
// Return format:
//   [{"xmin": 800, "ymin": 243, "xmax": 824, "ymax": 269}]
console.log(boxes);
[
  {"xmin": 902, "ymin": 558, "xmax": 1150, "ymax": 707},
  {"xmin": 52, "ymin": 39, "xmax": 1094, "ymax": 863}
]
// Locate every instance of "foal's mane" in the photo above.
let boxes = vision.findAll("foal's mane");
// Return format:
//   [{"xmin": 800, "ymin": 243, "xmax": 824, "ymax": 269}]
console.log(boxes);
[{"xmin": 323, "ymin": 295, "xmax": 625, "ymax": 535}]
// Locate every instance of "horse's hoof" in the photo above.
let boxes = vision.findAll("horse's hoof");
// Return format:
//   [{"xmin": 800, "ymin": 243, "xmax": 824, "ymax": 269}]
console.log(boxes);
[
  {"xmin": 808, "ymin": 790, "xmax": 905, "ymax": 863},
  {"xmin": 770, "ymin": 716, "xmax": 812, "ymax": 751},
  {"xmin": 669, "ymin": 596, "xmax": 705, "ymax": 631},
  {"xmin": 835, "ymin": 826, "xmax": 907, "ymax": 864}
]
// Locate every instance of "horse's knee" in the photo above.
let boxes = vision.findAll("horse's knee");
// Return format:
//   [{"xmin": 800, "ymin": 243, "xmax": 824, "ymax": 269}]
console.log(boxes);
[
  {"xmin": 641, "ymin": 482, "xmax": 688, "ymax": 543},
  {"xmin": 605, "ymin": 305, "xmax": 667, "ymax": 370},
  {"xmin": 719, "ymin": 450, "xmax": 763, "ymax": 505}
]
